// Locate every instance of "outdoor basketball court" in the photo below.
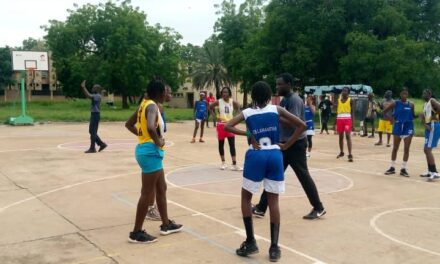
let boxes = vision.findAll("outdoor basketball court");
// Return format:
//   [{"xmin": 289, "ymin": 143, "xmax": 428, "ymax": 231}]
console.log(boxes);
[{"xmin": 0, "ymin": 121, "xmax": 439, "ymax": 263}]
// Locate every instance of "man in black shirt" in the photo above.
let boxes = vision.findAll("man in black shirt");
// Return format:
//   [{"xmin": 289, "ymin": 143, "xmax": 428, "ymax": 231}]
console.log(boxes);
[
  {"xmin": 253, "ymin": 73, "xmax": 326, "ymax": 220},
  {"xmin": 81, "ymin": 80, "xmax": 107, "ymax": 153},
  {"xmin": 318, "ymin": 95, "xmax": 333, "ymax": 134}
]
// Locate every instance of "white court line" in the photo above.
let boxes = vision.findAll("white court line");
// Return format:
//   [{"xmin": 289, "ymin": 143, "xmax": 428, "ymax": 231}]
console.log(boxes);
[
  {"xmin": 167, "ymin": 199, "xmax": 327, "ymax": 264},
  {"xmin": 370, "ymin": 207, "xmax": 440, "ymax": 257},
  {"xmin": 166, "ymin": 165, "xmax": 353, "ymax": 198},
  {"xmin": 179, "ymin": 177, "xmax": 241, "ymax": 188},
  {"xmin": 0, "ymin": 172, "xmax": 137, "ymax": 213},
  {"xmin": 165, "ymin": 164, "xmax": 240, "ymax": 198}
]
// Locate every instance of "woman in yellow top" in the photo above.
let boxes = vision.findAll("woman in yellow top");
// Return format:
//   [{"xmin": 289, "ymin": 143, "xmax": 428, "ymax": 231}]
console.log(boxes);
[
  {"xmin": 209, "ymin": 87, "xmax": 241, "ymax": 170},
  {"xmin": 335, "ymin": 87, "xmax": 354, "ymax": 162},
  {"xmin": 125, "ymin": 79, "xmax": 182, "ymax": 243}
]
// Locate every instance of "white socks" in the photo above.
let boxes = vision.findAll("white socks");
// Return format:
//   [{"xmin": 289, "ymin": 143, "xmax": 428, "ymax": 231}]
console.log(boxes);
[
  {"xmin": 391, "ymin": 160, "xmax": 396, "ymax": 168},
  {"xmin": 401, "ymin": 161, "xmax": 407, "ymax": 169}
]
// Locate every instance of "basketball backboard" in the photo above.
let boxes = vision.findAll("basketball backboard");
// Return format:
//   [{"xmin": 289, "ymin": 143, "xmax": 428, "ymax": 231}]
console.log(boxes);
[{"xmin": 12, "ymin": 51, "xmax": 49, "ymax": 71}]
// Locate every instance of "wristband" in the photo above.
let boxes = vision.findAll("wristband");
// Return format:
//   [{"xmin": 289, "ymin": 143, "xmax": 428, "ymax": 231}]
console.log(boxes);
[{"xmin": 246, "ymin": 130, "xmax": 252, "ymax": 138}]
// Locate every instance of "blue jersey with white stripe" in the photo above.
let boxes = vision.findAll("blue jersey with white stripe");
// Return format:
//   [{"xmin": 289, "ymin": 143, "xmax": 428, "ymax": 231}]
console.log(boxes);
[
  {"xmin": 243, "ymin": 105, "xmax": 279, "ymax": 148},
  {"xmin": 305, "ymin": 106, "xmax": 314, "ymax": 123},
  {"xmin": 305, "ymin": 106, "xmax": 314, "ymax": 130},
  {"xmin": 195, "ymin": 101, "xmax": 207, "ymax": 114},
  {"xmin": 394, "ymin": 100, "xmax": 413, "ymax": 122}
]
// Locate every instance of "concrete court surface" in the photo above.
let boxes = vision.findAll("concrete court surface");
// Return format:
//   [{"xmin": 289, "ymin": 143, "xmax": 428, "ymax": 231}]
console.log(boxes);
[{"xmin": 0, "ymin": 121, "xmax": 440, "ymax": 264}]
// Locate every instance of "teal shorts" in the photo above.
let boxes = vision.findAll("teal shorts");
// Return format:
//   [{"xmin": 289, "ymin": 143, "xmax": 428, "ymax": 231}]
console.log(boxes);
[{"xmin": 135, "ymin": 142, "xmax": 164, "ymax": 173}]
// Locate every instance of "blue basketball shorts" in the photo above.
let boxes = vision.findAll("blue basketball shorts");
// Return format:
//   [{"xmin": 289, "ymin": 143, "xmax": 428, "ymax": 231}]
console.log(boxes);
[
  {"xmin": 392, "ymin": 121, "xmax": 414, "ymax": 138},
  {"xmin": 425, "ymin": 122, "xmax": 440, "ymax": 148},
  {"xmin": 243, "ymin": 149, "xmax": 284, "ymax": 194}
]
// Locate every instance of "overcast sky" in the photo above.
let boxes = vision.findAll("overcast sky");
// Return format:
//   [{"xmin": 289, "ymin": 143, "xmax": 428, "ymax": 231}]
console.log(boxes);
[{"xmin": 0, "ymin": 0, "xmax": 245, "ymax": 48}]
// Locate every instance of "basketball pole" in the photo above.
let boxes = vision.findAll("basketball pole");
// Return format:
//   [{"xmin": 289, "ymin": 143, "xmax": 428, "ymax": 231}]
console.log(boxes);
[{"xmin": 9, "ymin": 71, "xmax": 34, "ymax": 125}]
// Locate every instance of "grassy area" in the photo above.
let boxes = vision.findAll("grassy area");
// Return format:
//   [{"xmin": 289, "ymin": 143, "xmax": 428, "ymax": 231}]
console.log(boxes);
[{"xmin": 0, "ymin": 99, "xmax": 194, "ymax": 123}]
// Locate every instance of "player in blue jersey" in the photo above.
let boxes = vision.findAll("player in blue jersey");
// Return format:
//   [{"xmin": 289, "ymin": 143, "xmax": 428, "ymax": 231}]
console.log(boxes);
[
  {"xmin": 225, "ymin": 81, "xmax": 306, "ymax": 262},
  {"xmin": 420, "ymin": 89, "xmax": 440, "ymax": 181},
  {"xmin": 191, "ymin": 92, "xmax": 208, "ymax": 143},
  {"xmin": 305, "ymin": 95, "xmax": 316, "ymax": 157},
  {"xmin": 383, "ymin": 88, "xmax": 416, "ymax": 177}
]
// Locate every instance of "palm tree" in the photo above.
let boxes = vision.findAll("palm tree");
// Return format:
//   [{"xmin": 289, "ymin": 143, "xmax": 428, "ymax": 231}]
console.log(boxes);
[{"xmin": 192, "ymin": 41, "xmax": 231, "ymax": 98}]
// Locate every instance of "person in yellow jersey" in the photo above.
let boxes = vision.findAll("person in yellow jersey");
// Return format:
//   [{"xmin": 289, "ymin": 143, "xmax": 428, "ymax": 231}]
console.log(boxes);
[
  {"xmin": 335, "ymin": 87, "xmax": 354, "ymax": 162},
  {"xmin": 141, "ymin": 84, "xmax": 173, "ymax": 222},
  {"xmin": 125, "ymin": 79, "xmax": 182, "ymax": 244},
  {"xmin": 209, "ymin": 87, "xmax": 242, "ymax": 170}
]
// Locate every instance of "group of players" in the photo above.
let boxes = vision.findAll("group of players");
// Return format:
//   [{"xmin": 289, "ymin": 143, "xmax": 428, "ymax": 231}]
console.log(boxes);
[{"xmin": 79, "ymin": 73, "xmax": 439, "ymax": 262}]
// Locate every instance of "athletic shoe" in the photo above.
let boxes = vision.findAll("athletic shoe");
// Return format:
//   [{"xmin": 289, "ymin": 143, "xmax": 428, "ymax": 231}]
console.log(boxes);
[
  {"xmin": 269, "ymin": 245, "xmax": 281, "ymax": 262},
  {"xmin": 236, "ymin": 239, "xmax": 259, "ymax": 257},
  {"xmin": 230, "ymin": 165, "xmax": 243, "ymax": 171},
  {"xmin": 384, "ymin": 167, "xmax": 395, "ymax": 175},
  {"xmin": 128, "ymin": 230, "xmax": 158, "ymax": 244},
  {"xmin": 420, "ymin": 171, "xmax": 430, "ymax": 177},
  {"xmin": 428, "ymin": 172, "xmax": 439, "ymax": 182},
  {"xmin": 400, "ymin": 169, "xmax": 409, "ymax": 177},
  {"xmin": 348, "ymin": 154, "xmax": 353, "ymax": 162},
  {"xmin": 146, "ymin": 205, "xmax": 161, "ymax": 221},
  {"xmin": 98, "ymin": 143, "xmax": 107, "ymax": 152},
  {"xmin": 84, "ymin": 149, "xmax": 96, "ymax": 153},
  {"xmin": 303, "ymin": 209, "xmax": 326, "ymax": 220},
  {"xmin": 252, "ymin": 205, "xmax": 265, "ymax": 218},
  {"xmin": 160, "ymin": 220, "xmax": 183, "ymax": 235},
  {"xmin": 220, "ymin": 163, "xmax": 227, "ymax": 170},
  {"xmin": 336, "ymin": 152, "xmax": 344, "ymax": 159}
]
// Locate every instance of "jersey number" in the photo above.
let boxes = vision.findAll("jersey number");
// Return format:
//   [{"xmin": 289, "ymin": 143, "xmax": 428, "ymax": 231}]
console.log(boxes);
[
  {"xmin": 225, "ymin": 106, "xmax": 230, "ymax": 114},
  {"xmin": 259, "ymin": 137, "xmax": 272, "ymax": 147}
]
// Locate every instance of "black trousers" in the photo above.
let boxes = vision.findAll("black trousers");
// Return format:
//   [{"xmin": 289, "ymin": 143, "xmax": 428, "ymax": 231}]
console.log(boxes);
[
  {"xmin": 89, "ymin": 112, "xmax": 104, "ymax": 150},
  {"xmin": 321, "ymin": 114, "xmax": 330, "ymax": 133},
  {"xmin": 255, "ymin": 137, "xmax": 324, "ymax": 212},
  {"xmin": 363, "ymin": 117, "xmax": 375, "ymax": 136}
]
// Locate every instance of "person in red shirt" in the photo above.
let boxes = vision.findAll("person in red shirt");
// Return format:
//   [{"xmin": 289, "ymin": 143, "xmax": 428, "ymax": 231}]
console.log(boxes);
[{"xmin": 206, "ymin": 92, "xmax": 216, "ymax": 127}]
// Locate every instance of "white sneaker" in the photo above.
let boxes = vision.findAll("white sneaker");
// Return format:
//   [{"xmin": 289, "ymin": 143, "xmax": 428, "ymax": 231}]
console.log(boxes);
[
  {"xmin": 420, "ymin": 171, "xmax": 430, "ymax": 177},
  {"xmin": 145, "ymin": 205, "xmax": 161, "ymax": 221},
  {"xmin": 428, "ymin": 172, "xmax": 439, "ymax": 182},
  {"xmin": 230, "ymin": 165, "xmax": 243, "ymax": 171},
  {"xmin": 220, "ymin": 163, "xmax": 227, "ymax": 170}
]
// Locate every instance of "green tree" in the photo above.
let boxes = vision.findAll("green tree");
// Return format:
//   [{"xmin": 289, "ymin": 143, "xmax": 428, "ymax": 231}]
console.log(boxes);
[
  {"xmin": 214, "ymin": 0, "xmax": 266, "ymax": 105},
  {"xmin": 226, "ymin": 0, "xmax": 440, "ymax": 97},
  {"xmin": 21, "ymin": 38, "xmax": 47, "ymax": 51},
  {"xmin": 192, "ymin": 39, "xmax": 231, "ymax": 98},
  {"xmin": 180, "ymin": 43, "xmax": 204, "ymax": 79},
  {"xmin": 0, "ymin": 47, "xmax": 15, "ymax": 90},
  {"xmin": 44, "ymin": 1, "xmax": 182, "ymax": 108}
]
